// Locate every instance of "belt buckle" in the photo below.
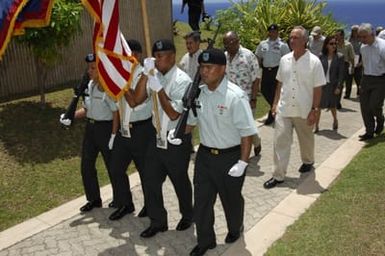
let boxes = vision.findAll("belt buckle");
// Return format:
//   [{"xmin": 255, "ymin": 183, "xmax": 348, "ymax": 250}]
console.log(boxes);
[
  {"xmin": 89, "ymin": 119, "xmax": 95, "ymax": 124},
  {"xmin": 129, "ymin": 123, "xmax": 133, "ymax": 128},
  {"xmin": 210, "ymin": 149, "xmax": 219, "ymax": 155}
]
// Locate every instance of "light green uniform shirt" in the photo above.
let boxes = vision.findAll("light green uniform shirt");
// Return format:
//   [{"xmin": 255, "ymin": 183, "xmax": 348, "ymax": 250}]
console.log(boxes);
[
  {"xmin": 125, "ymin": 65, "xmax": 152, "ymax": 122},
  {"xmin": 155, "ymin": 65, "xmax": 192, "ymax": 131},
  {"xmin": 188, "ymin": 77, "xmax": 258, "ymax": 148},
  {"xmin": 255, "ymin": 38, "xmax": 290, "ymax": 68},
  {"xmin": 85, "ymin": 81, "xmax": 118, "ymax": 120}
]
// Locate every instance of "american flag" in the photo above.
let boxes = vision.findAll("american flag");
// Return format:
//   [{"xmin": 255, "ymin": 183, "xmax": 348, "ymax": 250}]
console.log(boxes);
[{"xmin": 82, "ymin": 0, "xmax": 137, "ymax": 100}]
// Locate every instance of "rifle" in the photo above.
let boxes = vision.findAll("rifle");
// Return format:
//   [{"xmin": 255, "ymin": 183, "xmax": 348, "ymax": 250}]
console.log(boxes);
[
  {"xmin": 174, "ymin": 24, "xmax": 221, "ymax": 139},
  {"xmin": 62, "ymin": 70, "xmax": 90, "ymax": 124}
]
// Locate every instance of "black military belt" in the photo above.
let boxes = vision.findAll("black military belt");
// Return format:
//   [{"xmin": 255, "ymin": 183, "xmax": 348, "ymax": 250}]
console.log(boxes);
[
  {"xmin": 129, "ymin": 117, "xmax": 152, "ymax": 128},
  {"xmin": 263, "ymin": 66, "xmax": 278, "ymax": 71},
  {"xmin": 87, "ymin": 118, "xmax": 112, "ymax": 124},
  {"xmin": 200, "ymin": 144, "xmax": 241, "ymax": 155}
]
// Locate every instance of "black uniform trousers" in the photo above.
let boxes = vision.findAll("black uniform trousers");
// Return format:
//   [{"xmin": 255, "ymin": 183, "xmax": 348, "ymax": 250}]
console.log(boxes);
[
  {"xmin": 109, "ymin": 118, "xmax": 155, "ymax": 209},
  {"xmin": 359, "ymin": 75, "xmax": 385, "ymax": 135},
  {"xmin": 193, "ymin": 145, "xmax": 245, "ymax": 247},
  {"xmin": 188, "ymin": 5, "xmax": 201, "ymax": 31},
  {"xmin": 81, "ymin": 120, "xmax": 113, "ymax": 202},
  {"xmin": 142, "ymin": 132, "xmax": 193, "ymax": 228},
  {"xmin": 261, "ymin": 66, "xmax": 279, "ymax": 121},
  {"xmin": 345, "ymin": 65, "xmax": 363, "ymax": 98}
]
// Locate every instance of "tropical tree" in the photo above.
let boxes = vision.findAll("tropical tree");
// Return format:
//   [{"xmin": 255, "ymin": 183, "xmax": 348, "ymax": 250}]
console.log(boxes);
[
  {"xmin": 17, "ymin": 0, "xmax": 83, "ymax": 107},
  {"xmin": 215, "ymin": 0, "xmax": 342, "ymax": 50}
]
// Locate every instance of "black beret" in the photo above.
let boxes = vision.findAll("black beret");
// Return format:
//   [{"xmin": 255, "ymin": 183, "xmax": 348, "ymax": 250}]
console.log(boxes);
[
  {"xmin": 127, "ymin": 39, "xmax": 142, "ymax": 53},
  {"xmin": 268, "ymin": 24, "xmax": 279, "ymax": 31},
  {"xmin": 198, "ymin": 48, "xmax": 226, "ymax": 65},
  {"xmin": 85, "ymin": 53, "xmax": 96, "ymax": 63},
  {"xmin": 152, "ymin": 39, "xmax": 176, "ymax": 54}
]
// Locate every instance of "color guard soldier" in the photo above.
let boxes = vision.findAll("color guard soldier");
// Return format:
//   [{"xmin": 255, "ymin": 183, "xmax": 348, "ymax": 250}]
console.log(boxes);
[
  {"xmin": 108, "ymin": 40, "xmax": 153, "ymax": 220},
  {"xmin": 127, "ymin": 39, "xmax": 194, "ymax": 238},
  {"xmin": 168, "ymin": 48, "xmax": 258, "ymax": 256},
  {"xmin": 59, "ymin": 54, "xmax": 119, "ymax": 212}
]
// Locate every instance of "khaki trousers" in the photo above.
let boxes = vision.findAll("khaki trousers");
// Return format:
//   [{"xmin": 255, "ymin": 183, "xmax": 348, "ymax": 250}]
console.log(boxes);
[{"xmin": 273, "ymin": 115, "xmax": 314, "ymax": 181}]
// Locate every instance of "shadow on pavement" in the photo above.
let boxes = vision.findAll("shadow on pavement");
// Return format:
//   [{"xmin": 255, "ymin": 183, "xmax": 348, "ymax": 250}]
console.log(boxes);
[
  {"xmin": 68, "ymin": 208, "xmax": 203, "ymax": 256},
  {"xmin": 271, "ymin": 170, "xmax": 327, "ymax": 195},
  {"xmin": 315, "ymin": 129, "xmax": 348, "ymax": 140},
  {"xmin": 337, "ymin": 107, "xmax": 357, "ymax": 113}
]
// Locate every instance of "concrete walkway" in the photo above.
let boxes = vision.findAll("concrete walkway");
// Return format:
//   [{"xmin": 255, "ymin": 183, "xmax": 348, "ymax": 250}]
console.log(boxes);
[{"xmin": 0, "ymin": 94, "xmax": 367, "ymax": 256}]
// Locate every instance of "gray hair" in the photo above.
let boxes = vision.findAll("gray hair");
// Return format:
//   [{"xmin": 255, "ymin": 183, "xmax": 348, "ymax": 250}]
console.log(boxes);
[
  {"xmin": 293, "ymin": 25, "xmax": 309, "ymax": 42},
  {"xmin": 358, "ymin": 23, "xmax": 375, "ymax": 35}
]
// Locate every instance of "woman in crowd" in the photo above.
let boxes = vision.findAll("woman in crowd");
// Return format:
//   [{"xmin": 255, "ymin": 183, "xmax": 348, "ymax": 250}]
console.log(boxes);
[{"xmin": 315, "ymin": 35, "xmax": 345, "ymax": 132}]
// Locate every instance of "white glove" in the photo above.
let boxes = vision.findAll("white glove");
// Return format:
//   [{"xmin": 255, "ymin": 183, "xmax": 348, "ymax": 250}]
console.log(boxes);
[
  {"xmin": 148, "ymin": 75, "xmax": 163, "ymax": 92},
  {"xmin": 59, "ymin": 113, "xmax": 72, "ymax": 126},
  {"xmin": 228, "ymin": 160, "xmax": 248, "ymax": 177},
  {"xmin": 143, "ymin": 57, "xmax": 156, "ymax": 76},
  {"xmin": 167, "ymin": 129, "xmax": 182, "ymax": 145},
  {"xmin": 108, "ymin": 134, "xmax": 116, "ymax": 150}
]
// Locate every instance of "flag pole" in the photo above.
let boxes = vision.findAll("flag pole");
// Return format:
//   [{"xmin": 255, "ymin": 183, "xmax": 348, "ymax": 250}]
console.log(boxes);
[{"xmin": 140, "ymin": 0, "xmax": 161, "ymax": 135}]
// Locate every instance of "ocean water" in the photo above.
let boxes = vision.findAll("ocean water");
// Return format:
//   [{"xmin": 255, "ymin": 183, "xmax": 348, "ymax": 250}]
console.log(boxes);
[{"xmin": 173, "ymin": 1, "xmax": 384, "ymax": 29}]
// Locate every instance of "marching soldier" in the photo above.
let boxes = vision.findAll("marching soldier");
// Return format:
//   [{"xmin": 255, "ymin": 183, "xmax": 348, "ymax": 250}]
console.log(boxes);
[
  {"xmin": 168, "ymin": 48, "xmax": 258, "ymax": 256},
  {"xmin": 59, "ymin": 54, "xmax": 119, "ymax": 212},
  {"xmin": 108, "ymin": 40, "xmax": 153, "ymax": 220},
  {"xmin": 127, "ymin": 39, "xmax": 193, "ymax": 238}
]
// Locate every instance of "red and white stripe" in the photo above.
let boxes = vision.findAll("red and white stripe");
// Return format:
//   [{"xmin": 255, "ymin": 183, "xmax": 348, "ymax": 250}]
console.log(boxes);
[{"xmin": 82, "ymin": 0, "xmax": 137, "ymax": 99}]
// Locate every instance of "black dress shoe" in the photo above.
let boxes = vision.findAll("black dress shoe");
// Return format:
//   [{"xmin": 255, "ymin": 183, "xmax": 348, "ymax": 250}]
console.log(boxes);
[
  {"xmin": 80, "ymin": 200, "xmax": 102, "ymax": 212},
  {"xmin": 140, "ymin": 225, "xmax": 168, "ymax": 238},
  {"xmin": 225, "ymin": 232, "xmax": 240, "ymax": 243},
  {"xmin": 108, "ymin": 201, "xmax": 116, "ymax": 208},
  {"xmin": 137, "ymin": 206, "xmax": 147, "ymax": 218},
  {"xmin": 225, "ymin": 224, "xmax": 244, "ymax": 243},
  {"xmin": 254, "ymin": 144, "xmax": 261, "ymax": 156},
  {"xmin": 263, "ymin": 177, "xmax": 284, "ymax": 189},
  {"xmin": 298, "ymin": 163, "xmax": 314, "ymax": 173},
  {"xmin": 189, "ymin": 243, "xmax": 217, "ymax": 256},
  {"xmin": 109, "ymin": 205, "xmax": 135, "ymax": 221},
  {"xmin": 176, "ymin": 219, "xmax": 192, "ymax": 231},
  {"xmin": 359, "ymin": 133, "xmax": 374, "ymax": 141}
]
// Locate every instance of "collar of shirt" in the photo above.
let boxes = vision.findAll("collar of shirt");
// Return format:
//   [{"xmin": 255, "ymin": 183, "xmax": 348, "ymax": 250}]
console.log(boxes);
[
  {"xmin": 268, "ymin": 37, "xmax": 281, "ymax": 43},
  {"xmin": 202, "ymin": 76, "xmax": 228, "ymax": 96},
  {"xmin": 287, "ymin": 49, "xmax": 310, "ymax": 62},
  {"xmin": 189, "ymin": 49, "xmax": 201, "ymax": 58},
  {"xmin": 157, "ymin": 65, "xmax": 177, "ymax": 85}
]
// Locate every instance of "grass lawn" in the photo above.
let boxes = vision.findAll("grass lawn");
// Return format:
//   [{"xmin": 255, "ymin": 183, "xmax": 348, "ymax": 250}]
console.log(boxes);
[
  {"xmin": 266, "ymin": 135, "xmax": 385, "ymax": 256},
  {"xmin": 0, "ymin": 22, "xmax": 269, "ymax": 232}
]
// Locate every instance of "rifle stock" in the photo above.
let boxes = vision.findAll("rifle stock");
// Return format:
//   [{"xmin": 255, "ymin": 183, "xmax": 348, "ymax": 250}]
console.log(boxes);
[
  {"xmin": 174, "ymin": 24, "xmax": 221, "ymax": 139},
  {"xmin": 62, "ymin": 71, "xmax": 90, "ymax": 124}
]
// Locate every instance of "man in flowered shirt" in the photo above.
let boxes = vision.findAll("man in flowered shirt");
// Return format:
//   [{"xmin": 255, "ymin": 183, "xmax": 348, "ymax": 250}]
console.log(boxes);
[{"xmin": 223, "ymin": 31, "xmax": 262, "ymax": 156}]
